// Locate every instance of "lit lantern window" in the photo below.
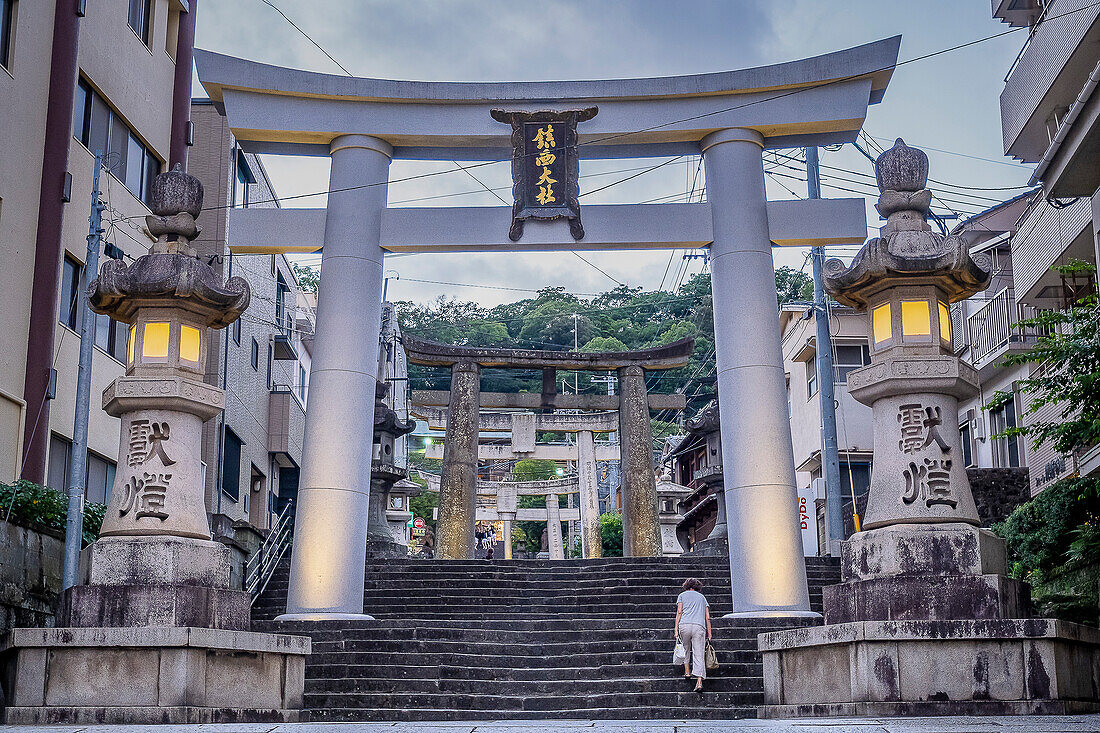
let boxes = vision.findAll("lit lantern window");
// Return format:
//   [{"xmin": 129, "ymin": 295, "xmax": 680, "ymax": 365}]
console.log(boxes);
[
  {"xmin": 180, "ymin": 325, "xmax": 201, "ymax": 363},
  {"xmin": 872, "ymin": 304, "xmax": 892, "ymax": 344},
  {"xmin": 938, "ymin": 301, "xmax": 951, "ymax": 343},
  {"xmin": 901, "ymin": 301, "xmax": 931, "ymax": 337},
  {"xmin": 127, "ymin": 326, "xmax": 136, "ymax": 365},
  {"xmin": 142, "ymin": 322, "xmax": 170, "ymax": 362}
]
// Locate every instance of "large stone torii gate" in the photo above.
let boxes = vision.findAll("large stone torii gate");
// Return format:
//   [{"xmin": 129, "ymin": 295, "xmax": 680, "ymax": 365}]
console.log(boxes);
[
  {"xmin": 406, "ymin": 335, "xmax": 694, "ymax": 560},
  {"xmin": 196, "ymin": 36, "xmax": 899, "ymax": 620}
]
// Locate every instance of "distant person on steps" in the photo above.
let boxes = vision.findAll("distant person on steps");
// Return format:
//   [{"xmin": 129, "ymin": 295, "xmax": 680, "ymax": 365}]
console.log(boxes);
[{"xmin": 674, "ymin": 577, "xmax": 711, "ymax": 692}]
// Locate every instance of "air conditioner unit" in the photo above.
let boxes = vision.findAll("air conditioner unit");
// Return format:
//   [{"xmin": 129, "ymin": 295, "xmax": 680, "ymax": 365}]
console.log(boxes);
[{"xmin": 811, "ymin": 477, "xmax": 826, "ymax": 500}]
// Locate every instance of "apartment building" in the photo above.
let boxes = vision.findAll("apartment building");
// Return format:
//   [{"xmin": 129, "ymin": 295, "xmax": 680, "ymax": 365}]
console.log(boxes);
[
  {"xmin": 993, "ymin": 0, "xmax": 1100, "ymax": 490},
  {"xmin": 780, "ymin": 302, "xmax": 874, "ymax": 545},
  {"xmin": 0, "ymin": 1, "xmax": 196, "ymax": 494},
  {"xmin": 189, "ymin": 100, "xmax": 314, "ymax": 534},
  {"xmin": 949, "ymin": 195, "xmax": 1038, "ymax": 484}
]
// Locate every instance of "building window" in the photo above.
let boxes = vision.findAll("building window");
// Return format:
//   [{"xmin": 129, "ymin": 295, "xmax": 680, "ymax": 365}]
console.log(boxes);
[
  {"xmin": 232, "ymin": 317, "xmax": 241, "ymax": 345},
  {"xmin": 833, "ymin": 344, "xmax": 871, "ymax": 383},
  {"xmin": 275, "ymin": 274, "xmax": 290, "ymax": 334},
  {"xmin": 840, "ymin": 462, "xmax": 872, "ymax": 540},
  {"xmin": 232, "ymin": 149, "xmax": 255, "ymax": 209},
  {"xmin": 959, "ymin": 420, "xmax": 975, "ymax": 468},
  {"xmin": 46, "ymin": 433, "xmax": 116, "ymax": 505},
  {"xmin": 94, "ymin": 313, "xmax": 129, "ymax": 362},
  {"xmin": 221, "ymin": 428, "xmax": 243, "ymax": 502},
  {"xmin": 990, "ymin": 399, "xmax": 1021, "ymax": 468},
  {"xmin": 298, "ymin": 364, "xmax": 306, "ymax": 403},
  {"xmin": 266, "ymin": 344, "xmax": 273, "ymax": 387},
  {"xmin": 73, "ymin": 79, "xmax": 160, "ymax": 206},
  {"xmin": 127, "ymin": 0, "xmax": 151, "ymax": 45},
  {"xmin": 59, "ymin": 256, "xmax": 81, "ymax": 330},
  {"xmin": 806, "ymin": 356, "xmax": 817, "ymax": 398},
  {"xmin": 250, "ymin": 338, "xmax": 259, "ymax": 370},
  {"xmin": 0, "ymin": 0, "xmax": 15, "ymax": 70}
]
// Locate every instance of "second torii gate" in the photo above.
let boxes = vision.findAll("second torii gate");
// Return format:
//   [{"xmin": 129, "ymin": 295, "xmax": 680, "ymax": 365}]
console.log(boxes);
[{"xmin": 404, "ymin": 334, "xmax": 692, "ymax": 560}]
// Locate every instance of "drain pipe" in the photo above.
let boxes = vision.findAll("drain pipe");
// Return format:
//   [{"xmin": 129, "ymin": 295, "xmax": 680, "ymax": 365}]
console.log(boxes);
[{"xmin": 1030, "ymin": 57, "xmax": 1100, "ymax": 187}]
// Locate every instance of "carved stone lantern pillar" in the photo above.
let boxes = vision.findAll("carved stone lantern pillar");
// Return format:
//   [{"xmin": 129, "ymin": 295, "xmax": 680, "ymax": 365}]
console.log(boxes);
[
  {"xmin": 756, "ymin": 140, "xmax": 1100, "ymax": 718},
  {"xmin": 0, "ymin": 166, "xmax": 310, "ymax": 725}
]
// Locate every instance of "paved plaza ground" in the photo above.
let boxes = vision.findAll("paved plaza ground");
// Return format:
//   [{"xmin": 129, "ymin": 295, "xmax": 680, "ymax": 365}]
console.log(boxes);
[{"xmin": 1, "ymin": 717, "xmax": 1098, "ymax": 733}]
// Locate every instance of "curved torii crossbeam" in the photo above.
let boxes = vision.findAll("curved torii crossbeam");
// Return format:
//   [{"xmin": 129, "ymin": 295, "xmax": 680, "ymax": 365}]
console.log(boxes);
[{"xmin": 196, "ymin": 37, "xmax": 900, "ymax": 620}]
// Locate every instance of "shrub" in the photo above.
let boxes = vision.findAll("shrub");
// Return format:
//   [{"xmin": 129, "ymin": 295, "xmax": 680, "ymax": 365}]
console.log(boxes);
[
  {"xmin": 600, "ymin": 511, "xmax": 623, "ymax": 557},
  {"xmin": 995, "ymin": 476, "xmax": 1100, "ymax": 624},
  {"xmin": 0, "ymin": 480, "xmax": 107, "ymax": 546}
]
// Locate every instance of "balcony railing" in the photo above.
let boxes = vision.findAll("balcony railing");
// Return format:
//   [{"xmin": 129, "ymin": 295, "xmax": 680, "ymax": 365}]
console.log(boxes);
[{"xmin": 967, "ymin": 288, "xmax": 1044, "ymax": 365}]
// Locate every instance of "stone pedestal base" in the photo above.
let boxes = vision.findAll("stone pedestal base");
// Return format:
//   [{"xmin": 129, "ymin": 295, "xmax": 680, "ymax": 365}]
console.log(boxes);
[
  {"xmin": 60, "ymin": 584, "xmax": 250, "ymax": 630},
  {"xmin": 758, "ymin": 619, "xmax": 1100, "ymax": 718},
  {"xmin": 688, "ymin": 534, "xmax": 728, "ymax": 557},
  {"xmin": 365, "ymin": 534, "xmax": 408, "ymax": 559},
  {"xmin": 0, "ymin": 626, "xmax": 310, "ymax": 724}
]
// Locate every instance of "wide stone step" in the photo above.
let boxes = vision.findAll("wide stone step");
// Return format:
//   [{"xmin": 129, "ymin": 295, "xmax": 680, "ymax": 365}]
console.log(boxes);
[
  {"xmin": 297, "ymin": 625, "xmax": 773, "ymax": 644},
  {"xmin": 302, "ymin": 689, "xmax": 763, "ymax": 711},
  {"xmin": 306, "ymin": 705, "xmax": 754, "ymax": 721},
  {"xmin": 306, "ymin": 675, "xmax": 762, "ymax": 695},
  {"xmin": 307, "ymin": 638, "xmax": 760, "ymax": 656},
  {"xmin": 304, "ymin": 649, "xmax": 765, "ymax": 669},
  {"xmin": 303, "ymin": 661, "xmax": 763, "ymax": 682}
]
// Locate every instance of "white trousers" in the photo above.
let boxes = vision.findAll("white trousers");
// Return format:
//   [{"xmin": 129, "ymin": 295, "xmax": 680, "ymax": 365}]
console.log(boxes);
[{"xmin": 678, "ymin": 622, "xmax": 706, "ymax": 679}]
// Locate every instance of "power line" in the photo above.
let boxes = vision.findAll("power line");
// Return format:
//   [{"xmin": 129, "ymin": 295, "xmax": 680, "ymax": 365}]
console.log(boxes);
[
  {"xmin": 257, "ymin": 0, "xmax": 353, "ymax": 76},
  {"xmin": 151, "ymin": 1, "xmax": 1099, "ymax": 220}
]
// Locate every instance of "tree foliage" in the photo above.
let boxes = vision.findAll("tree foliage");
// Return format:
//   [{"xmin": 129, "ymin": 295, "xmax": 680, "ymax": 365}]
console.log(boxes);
[
  {"xmin": 600, "ymin": 512, "xmax": 623, "ymax": 557},
  {"xmin": 394, "ymin": 268, "xmax": 805, "ymax": 417},
  {"xmin": 292, "ymin": 264, "xmax": 320, "ymax": 293}
]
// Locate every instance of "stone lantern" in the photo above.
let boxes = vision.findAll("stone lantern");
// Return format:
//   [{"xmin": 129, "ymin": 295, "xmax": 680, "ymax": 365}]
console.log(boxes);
[
  {"xmin": 0, "ymin": 166, "xmax": 309, "ymax": 725},
  {"xmin": 365, "ymin": 382, "xmax": 416, "ymax": 558},
  {"xmin": 756, "ymin": 140, "xmax": 1100, "ymax": 718}
]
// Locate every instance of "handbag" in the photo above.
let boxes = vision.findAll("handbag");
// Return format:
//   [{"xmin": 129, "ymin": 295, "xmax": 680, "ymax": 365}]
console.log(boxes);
[
  {"xmin": 704, "ymin": 642, "xmax": 719, "ymax": 671},
  {"xmin": 672, "ymin": 638, "xmax": 686, "ymax": 665}
]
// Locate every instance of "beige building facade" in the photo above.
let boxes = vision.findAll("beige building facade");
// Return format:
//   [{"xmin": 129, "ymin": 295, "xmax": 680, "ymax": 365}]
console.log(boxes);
[
  {"xmin": 780, "ymin": 302, "xmax": 874, "ymax": 546},
  {"xmin": 0, "ymin": 0, "xmax": 192, "ymax": 497}
]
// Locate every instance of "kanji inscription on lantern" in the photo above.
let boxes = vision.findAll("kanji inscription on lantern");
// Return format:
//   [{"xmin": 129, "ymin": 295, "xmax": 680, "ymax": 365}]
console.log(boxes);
[
  {"xmin": 128, "ymin": 419, "xmax": 176, "ymax": 467},
  {"xmin": 902, "ymin": 458, "xmax": 956, "ymax": 509},
  {"xmin": 119, "ymin": 471, "xmax": 173, "ymax": 520},
  {"xmin": 490, "ymin": 107, "xmax": 597, "ymax": 242},
  {"xmin": 897, "ymin": 403, "xmax": 950, "ymax": 454}
]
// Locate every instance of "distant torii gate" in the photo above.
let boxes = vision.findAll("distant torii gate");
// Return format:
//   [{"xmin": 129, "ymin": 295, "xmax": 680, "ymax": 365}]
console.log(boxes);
[
  {"xmin": 406, "ymin": 336, "xmax": 694, "ymax": 560},
  {"xmin": 195, "ymin": 36, "xmax": 899, "ymax": 620}
]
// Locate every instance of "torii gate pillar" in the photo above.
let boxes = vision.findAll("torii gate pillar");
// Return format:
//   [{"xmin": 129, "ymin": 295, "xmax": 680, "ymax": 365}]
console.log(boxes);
[
  {"xmin": 280, "ymin": 135, "xmax": 391, "ymax": 619},
  {"xmin": 703, "ymin": 128, "xmax": 815, "ymax": 617}
]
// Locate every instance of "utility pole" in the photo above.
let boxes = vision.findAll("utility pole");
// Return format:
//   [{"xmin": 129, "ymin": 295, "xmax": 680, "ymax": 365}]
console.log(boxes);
[
  {"xmin": 63, "ymin": 151, "xmax": 104, "ymax": 590},
  {"xmin": 806, "ymin": 146, "xmax": 845, "ymax": 556}
]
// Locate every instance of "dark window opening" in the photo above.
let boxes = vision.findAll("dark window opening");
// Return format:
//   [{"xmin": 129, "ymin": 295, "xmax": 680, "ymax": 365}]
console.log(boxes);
[
  {"xmin": 1, "ymin": 0, "xmax": 16, "ymax": 70},
  {"xmin": 74, "ymin": 79, "xmax": 160, "ymax": 206},
  {"xmin": 127, "ymin": 0, "xmax": 151, "ymax": 45},
  {"xmin": 221, "ymin": 428, "xmax": 243, "ymax": 502},
  {"xmin": 251, "ymin": 338, "xmax": 259, "ymax": 370},
  {"xmin": 60, "ymin": 256, "xmax": 81, "ymax": 330}
]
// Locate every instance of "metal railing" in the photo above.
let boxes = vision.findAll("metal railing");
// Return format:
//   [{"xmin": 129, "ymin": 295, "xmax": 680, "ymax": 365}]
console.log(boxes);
[
  {"xmin": 244, "ymin": 499, "xmax": 295, "ymax": 604},
  {"xmin": 967, "ymin": 288, "xmax": 1044, "ymax": 365}
]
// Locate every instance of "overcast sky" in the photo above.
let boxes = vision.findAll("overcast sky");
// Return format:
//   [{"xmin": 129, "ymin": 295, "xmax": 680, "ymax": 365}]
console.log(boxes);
[{"xmin": 193, "ymin": 1, "xmax": 1036, "ymax": 307}]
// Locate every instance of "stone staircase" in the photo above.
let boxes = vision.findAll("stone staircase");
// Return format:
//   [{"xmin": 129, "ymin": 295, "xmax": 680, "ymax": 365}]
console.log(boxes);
[{"xmin": 254, "ymin": 555, "xmax": 840, "ymax": 721}]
